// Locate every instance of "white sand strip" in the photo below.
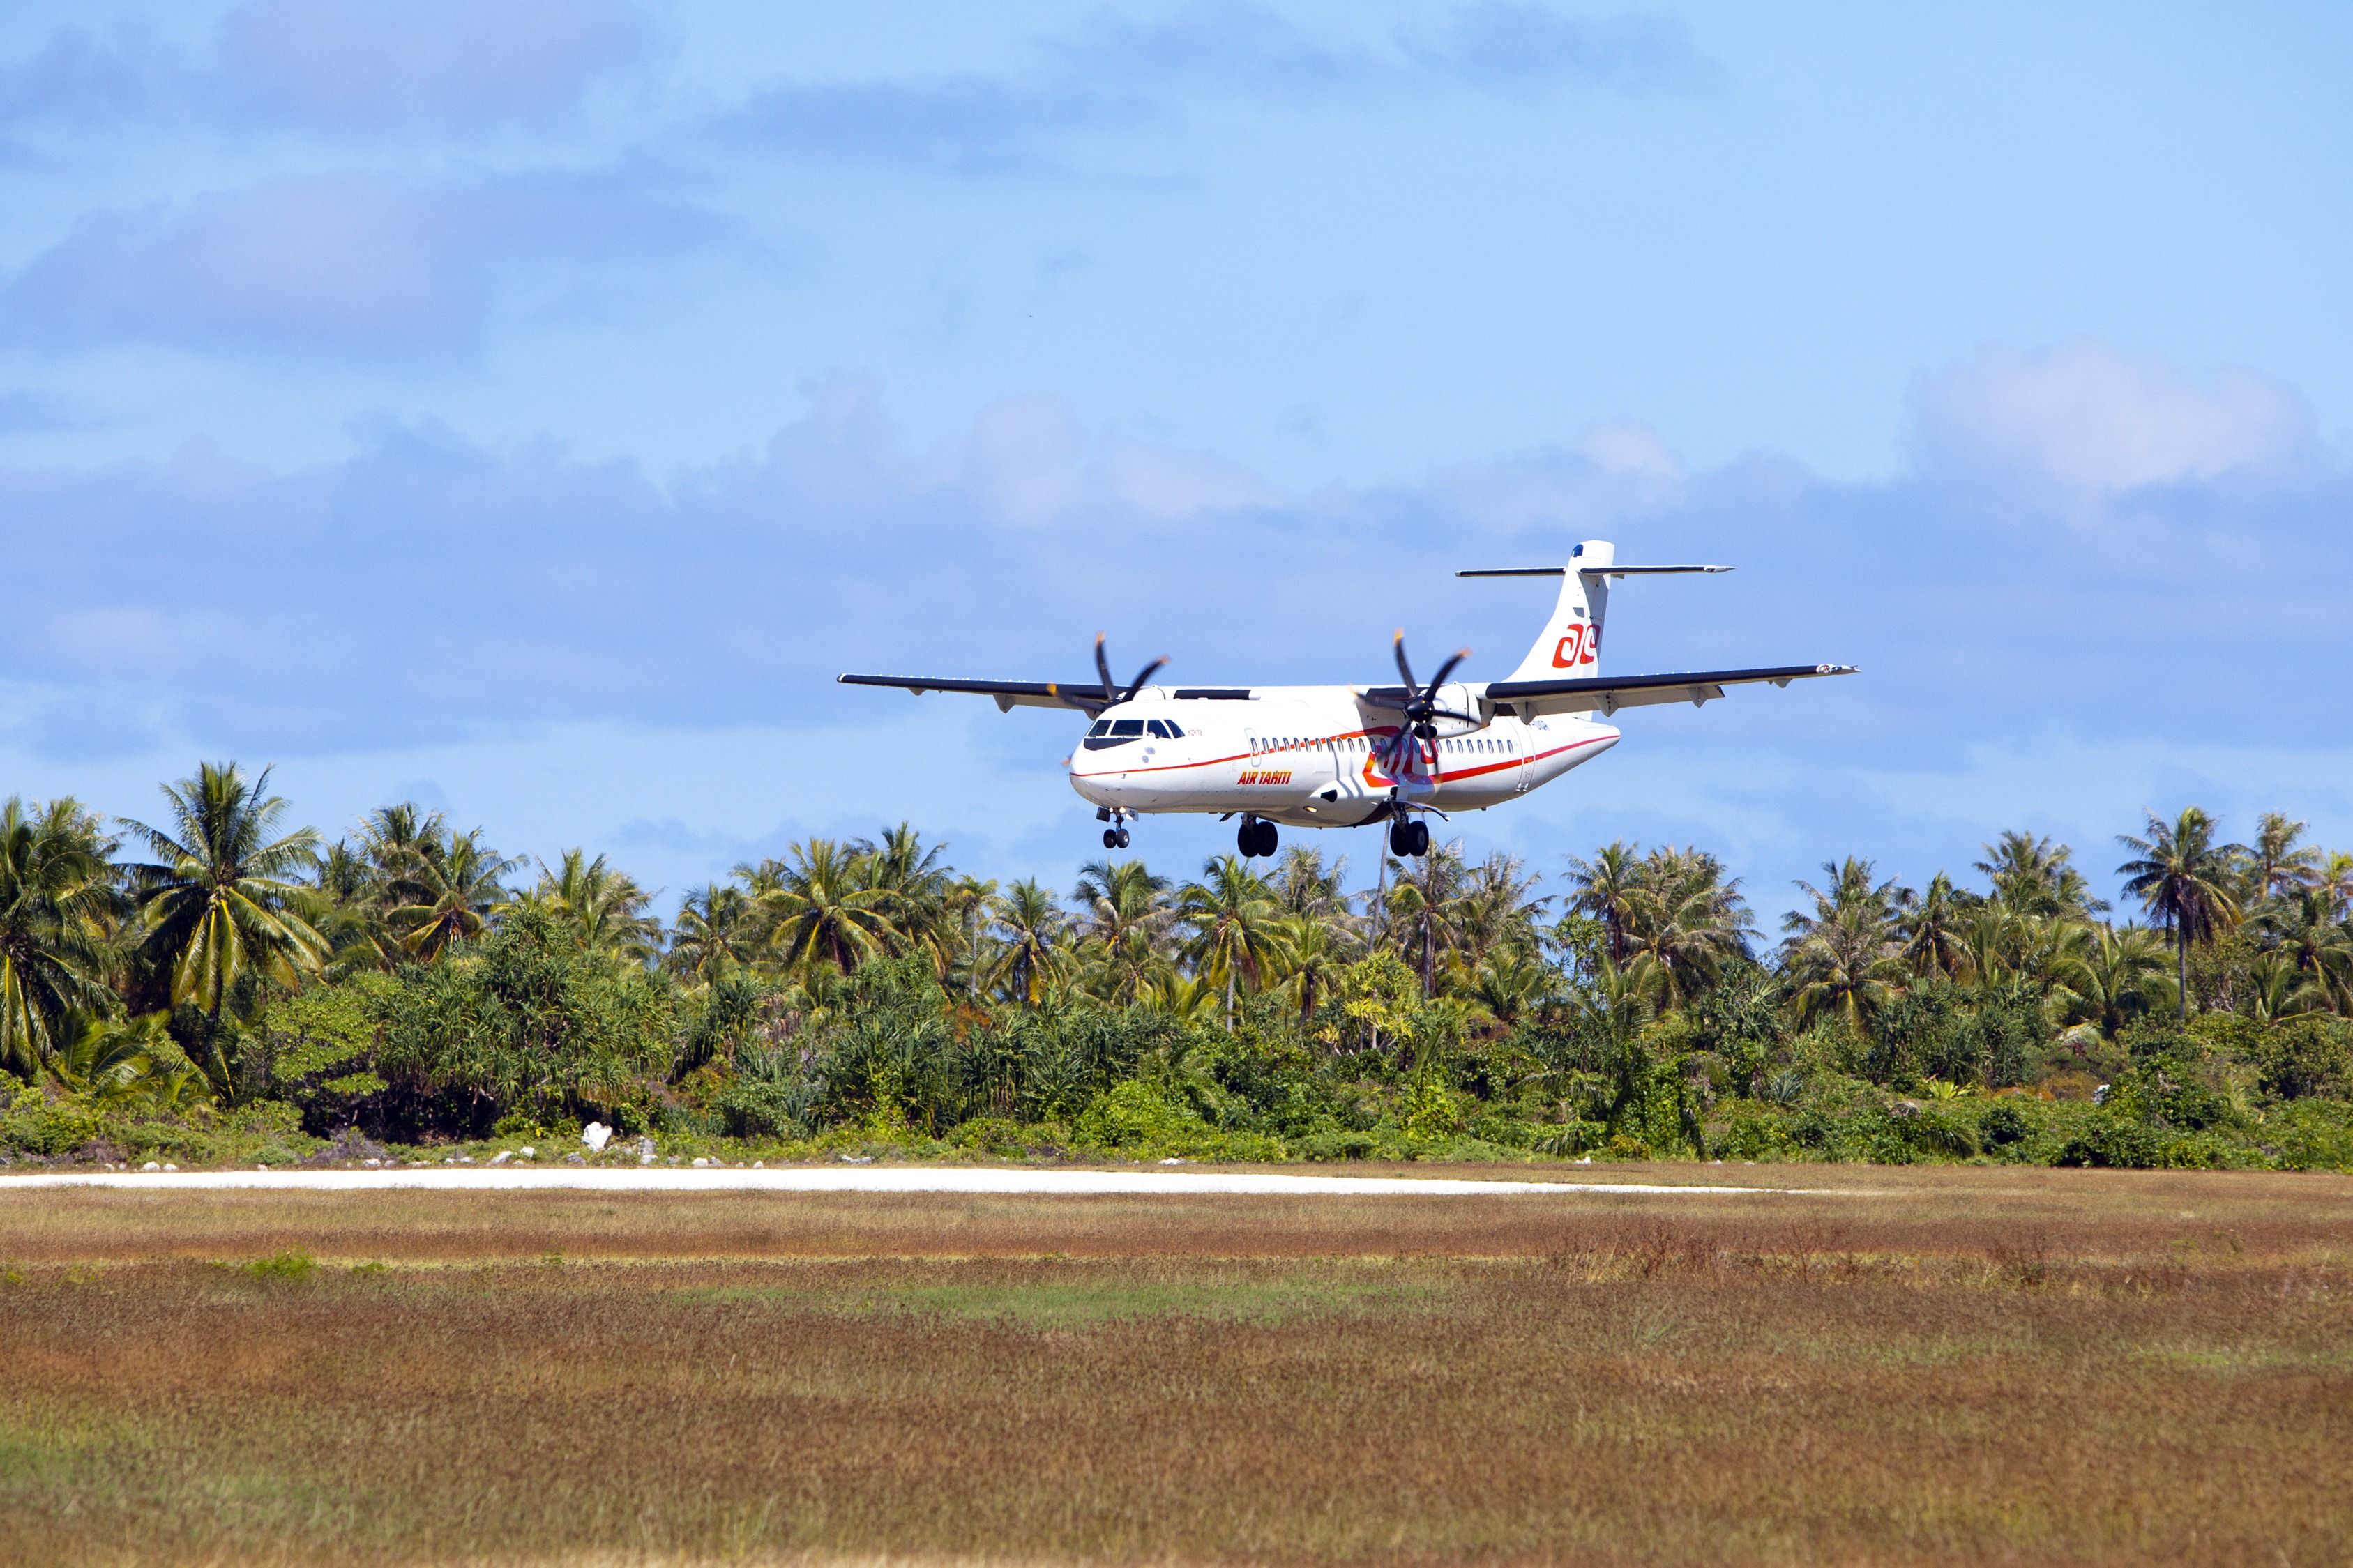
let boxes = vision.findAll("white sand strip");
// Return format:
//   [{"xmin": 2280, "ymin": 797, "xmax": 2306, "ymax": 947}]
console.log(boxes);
[{"xmin": 0, "ymin": 1166, "xmax": 1809, "ymax": 1197}]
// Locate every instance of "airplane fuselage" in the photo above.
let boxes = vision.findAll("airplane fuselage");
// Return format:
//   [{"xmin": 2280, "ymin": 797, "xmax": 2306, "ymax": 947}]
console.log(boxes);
[{"xmin": 1067, "ymin": 685, "xmax": 1621, "ymax": 829}]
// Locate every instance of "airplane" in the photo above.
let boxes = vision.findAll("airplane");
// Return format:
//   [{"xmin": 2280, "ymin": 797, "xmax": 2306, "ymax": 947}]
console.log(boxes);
[{"xmin": 840, "ymin": 539, "xmax": 1854, "ymax": 860}]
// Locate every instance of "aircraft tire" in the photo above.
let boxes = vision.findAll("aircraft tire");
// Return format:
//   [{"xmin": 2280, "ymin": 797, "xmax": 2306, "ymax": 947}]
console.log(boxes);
[
  {"xmin": 1407, "ymin": 821, "xmax": 1430, "ymax": 857},
  {"xmin": 1389, "ymin": 820, "xmax": 1410, "ymax": 856},
  {"xmin": 1115, "ymin": 828, "xmax": 1131, "ymax": 848},
  {"xmin": 1103, "ymin": 828, "xmax": 1119, "ymax": 848}
]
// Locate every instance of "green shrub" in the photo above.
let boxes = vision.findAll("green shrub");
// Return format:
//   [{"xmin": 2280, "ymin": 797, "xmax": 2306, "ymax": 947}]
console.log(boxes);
[
  {"xmin": 1981, "ymin": 1100, "xmax": 2032, "ymax": 1148},
  {"xmin": 2257, "ymin": 1017, "xmax": 2352, "ymax": 1102},
  {"xmin": 1, "ymin": 1087, "xmax": 102, "ymax": 1157},
  {"xmin": 242, "ymin": 1250, "xmax": 317, "ymax": 1282},
  {"xmin": 2054, "ymin": 1116, "xmax": 2169, "ymax": 1169}
]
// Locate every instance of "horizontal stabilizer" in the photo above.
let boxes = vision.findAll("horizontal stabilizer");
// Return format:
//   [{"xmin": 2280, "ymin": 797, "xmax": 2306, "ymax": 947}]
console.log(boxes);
[
  {"xmin": 1483, "ymin": 662, "xmax": 1856, "ymax": 718},
  {"xmin": 1457, "ymin": 565, "xmax": 1731, "ymax": 578}
]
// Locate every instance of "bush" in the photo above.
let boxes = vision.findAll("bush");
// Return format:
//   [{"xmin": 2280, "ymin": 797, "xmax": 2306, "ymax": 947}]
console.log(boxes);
[
  {"xmin": 1, "ymin": 1087, "xmax": 102, "ymax": 1157},
  {"xmin": 2257, "ymin": 1017, "xmax": 2352, "ymax": 1102},
  {"xmin": 241, "ymin": 1250, "xmax": 317, "ymax": 1283},
  {"xmin": 2054, "ymin": 1116, "xmax": 2170, "ymax": 1169},
  {"xmin": 1981, "ymin": 1100, "xmax": 2032, "ymax": 1148}
]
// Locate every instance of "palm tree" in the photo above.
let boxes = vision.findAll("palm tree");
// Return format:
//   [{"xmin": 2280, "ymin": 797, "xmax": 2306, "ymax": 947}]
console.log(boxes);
[
  {"xmin": 1626, "ymin": 846, "xmax": 1752, "ymax": 1008},
  {"xmin": 1178, "ymin": 856, "xmax": 1292, "ymax": 1028},
  {"xmin": 2314, "ymin": 852, "xmax": 2353, "ymax": 922},
  {"xmin": 1564, "ymin": 840, "xmax": 1642, "ymax": 963},
  {"xmin": 1271, "ymin": 911, "xmax": 1351, "ymax": 1026},
  {"xmin": 1073, "ymin": 858, "xmax": 1176, "ymax": 1006},
  {"xmin": 2055, "ymin": 923, "xmax": 2173, "ymax": 1037},
  {"xmin": 310, "ymin": 837, "xmax": 403, "ymax": 975},
  {"xmin": 1073, "ymin": 858, "xmax": 1174, "ymax": 952},
  {"xmin": 1974, "ymin": 831, "xmax": 2103, "ymax": 919},
  {"xmin": 1383, "ymin": 842, "xmax": 1472, "ymax": 996},
  {"xmin": 2243, "ymin": 812, "xmax": 2321, "ymax": 906},
  {"xmin": 527, "ymin": 849, "xmax": 661, "ymax": 968},
  {"xmin": 665, "ymin": 883, "xmax": 759, "ymax": 986},
  {"xmin": 856, "ymin": 823, "xmax": 954, "ymax": 963},
  {"xmin": 1899, "ymin": 871, "xmax": 1972, "ymax": 979},
  {"xmin": 0, "ymin": 797, "xmax": 122, "ymax": 1076},
  {"xmin": 390, "ymin": 830, "xmax": 515, "ymax": 962},
  {"xmin": 2117, "ymin": 807, "xmax": 2243, "ymax": 1021},
  {"xmin": 1469, "ymin": 945, "xmax": 1558, "ymax": 1026},
  {"xmin": 2247, "ymin": 950, "xmax": 2326, "ymax": 1022},
  {"xmin": 47, "ymin": 1010, "xmax": 185, "ymax": 1106},
  {"xmin": 2252, "ymin": 888, "xmax": 2353, "ymax": 1013},
  {"xmin": 989, "ymin": 879, "xmax": 1068, "ymax": 1006},
  {"xmin": 1270, "ymin": 846, "xmax": 1352, "ymax": 922},
  {"xmin": 1783, "ymin": 901, "xmax": 1906, "ymax": 1034},
  {"xmin": 746, "ymin": 839, "xmax": 895, "ymax": 977},
  {"xmin": 1453, "ymin": 853, "xmax": 1551, "ymax": 973},
  {"xmin": 121, "ymin": 763, "xmax": 326, "ymax": 1022},
  {"xmin": 939, "ymin": 873, "xmax": 999, "ymax": 996},
  {"xmin": 356, "ymin": 803, "xmax": 447, "ymax": 898}
]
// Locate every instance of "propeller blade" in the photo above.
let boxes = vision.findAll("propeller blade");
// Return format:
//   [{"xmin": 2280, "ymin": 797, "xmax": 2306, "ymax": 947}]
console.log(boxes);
[
  {"xmin": 1124, "ymin": 656, "xmax": 1168, "ymax": 701},
  {"xmin": 1391, "ymin": 630, "xmax": 1416, "ymax": 692},
  {"xmin": 1379, "ymin": 728, "xmax": 1418, "ymax": 782},
  {"xmin": 1093, "ymin": 633, "xmax": 1117, "ymax": 705},
  {"xmin": 1425, "ymin": 647, "xmax": 1471, "ymax": 695}
]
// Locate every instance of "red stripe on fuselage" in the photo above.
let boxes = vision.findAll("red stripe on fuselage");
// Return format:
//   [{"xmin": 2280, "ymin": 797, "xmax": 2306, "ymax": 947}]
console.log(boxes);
[{"xmin": 1070, "ymin": 729, "xmax": 1610, "ymax": 785}]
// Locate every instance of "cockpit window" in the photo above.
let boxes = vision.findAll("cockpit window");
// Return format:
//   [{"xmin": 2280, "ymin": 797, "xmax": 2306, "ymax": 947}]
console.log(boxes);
[
  {"xmin": 1110, "ymin": 719, "xmax": 1144, "ymax": 737},
  {"xmin": 1087, "ymin": 720, "xmax": 1111, "ymax": 737},
  {"xmin": 1146, "ymin": 719, "xmax": 1174, "ymax": 738}
]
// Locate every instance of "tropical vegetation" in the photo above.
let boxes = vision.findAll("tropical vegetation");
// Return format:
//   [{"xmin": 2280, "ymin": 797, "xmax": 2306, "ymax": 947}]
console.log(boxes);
[{"xmin": 5, "ymin": 766, "xmax": 2352, "ymax": 1170}]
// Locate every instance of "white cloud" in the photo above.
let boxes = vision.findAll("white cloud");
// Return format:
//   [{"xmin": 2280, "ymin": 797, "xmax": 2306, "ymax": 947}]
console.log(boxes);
[
  {"xmin": 0, "ymin": 171, "xmax": 731, "ymax": 363},
  {"xmin": 1913, "ymin": 340, "xmax": 2316, "ymax": 496}
]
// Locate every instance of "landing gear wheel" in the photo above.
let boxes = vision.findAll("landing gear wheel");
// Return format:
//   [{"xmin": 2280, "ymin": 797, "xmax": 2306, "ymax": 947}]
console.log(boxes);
[
  {"xmin": 1238, "ymin": 819, "xmax": 1277, "ymax": 858},
  {"xmin": 1104, "ymin": 828, "xmax": 1119, "ymax": 848},
  {"xmin": 1257, "ymin": 822, "xmax": 1278, "ymax": 858},
  {"xmin": 1407, "ymin": 820, "xmax": 1431, "ymax": 856},
  {"xmin": 1115, "ymin": 828, "xmax": 1131, "ymax": 849},
  {"xmin": 1389, "ymin": 819, "xmax": 1412, "ymax": 857}
]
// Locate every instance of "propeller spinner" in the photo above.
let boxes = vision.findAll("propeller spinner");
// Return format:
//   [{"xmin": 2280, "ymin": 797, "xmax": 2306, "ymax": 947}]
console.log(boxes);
[{"xmin": 1375, "ymin": 631, "xmax": 1478, "ymax": 780}]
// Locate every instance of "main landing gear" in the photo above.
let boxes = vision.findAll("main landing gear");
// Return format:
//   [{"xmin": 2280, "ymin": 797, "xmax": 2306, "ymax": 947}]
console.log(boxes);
[
  {"xmin": 1237, "ymin": 816, "xmax": 1278, "ymax": 858},
  {"xmin": 1389, "ymin": 817, "xmax": 1430, "ymax": 858}
]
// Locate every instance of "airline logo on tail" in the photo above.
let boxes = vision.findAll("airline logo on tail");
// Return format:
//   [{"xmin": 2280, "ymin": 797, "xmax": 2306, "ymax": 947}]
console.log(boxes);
[{"xmin": 1551, "ymin": 624, "xmax": 1599, "ymax": 669}]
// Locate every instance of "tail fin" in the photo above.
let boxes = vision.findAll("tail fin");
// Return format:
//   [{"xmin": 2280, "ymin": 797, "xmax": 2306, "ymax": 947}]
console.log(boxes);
[
  {"xmin": 1456, "ymin": 542, "xmax": 1732, "ymax": 687},
  {"xmin": 1502, "ymin": 539, "xmax": 1615, "ymax": 684}
]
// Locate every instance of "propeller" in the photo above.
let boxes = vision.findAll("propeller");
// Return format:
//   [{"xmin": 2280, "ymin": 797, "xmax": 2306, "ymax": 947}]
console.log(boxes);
[
  {"xmin": 1375, "ymin": 630, "xmax": 1478, "ymax": 781},
  {"xmin": 1091, "ymin": 633, "xmax": 1167, "ymax": 713}
]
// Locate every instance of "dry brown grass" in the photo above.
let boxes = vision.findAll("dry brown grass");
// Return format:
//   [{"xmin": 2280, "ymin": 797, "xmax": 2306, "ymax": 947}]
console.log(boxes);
[{"xmin": 1, "ymin": 1166, "xmax": 2347, "ymax": 1566}]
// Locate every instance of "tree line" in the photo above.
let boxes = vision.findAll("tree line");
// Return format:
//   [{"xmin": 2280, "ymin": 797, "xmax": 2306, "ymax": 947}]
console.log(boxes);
[{"xmin": 3, "ymin": 762, "xmax": 2349, "ymax": 1167}]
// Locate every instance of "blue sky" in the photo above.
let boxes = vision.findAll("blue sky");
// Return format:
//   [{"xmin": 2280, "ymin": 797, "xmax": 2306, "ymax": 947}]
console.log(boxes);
[{"xmin": 1, "ymin": 0, "xmax": 2348, "ymax": 920}]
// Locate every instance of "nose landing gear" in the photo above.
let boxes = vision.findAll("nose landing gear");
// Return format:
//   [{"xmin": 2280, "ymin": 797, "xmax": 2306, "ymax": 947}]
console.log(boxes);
[
  {"xmin": 1098, "ymin": 809, "xmax": 1132, "ymax": 851},
  {"xmin": 1237, "ymin": 816, "xmax": 1278, "ymax": 858}
]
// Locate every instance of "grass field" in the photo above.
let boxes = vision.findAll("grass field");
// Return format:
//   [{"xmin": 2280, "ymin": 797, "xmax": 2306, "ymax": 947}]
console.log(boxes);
[{"xmin": 2, "ymin": 1166, "xmax": 2349, "ymax": 1566}]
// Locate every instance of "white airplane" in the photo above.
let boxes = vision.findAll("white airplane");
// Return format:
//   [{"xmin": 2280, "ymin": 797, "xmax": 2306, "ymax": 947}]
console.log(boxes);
[{"xmin": 842, "ymin": 539, "xmax": 1854, "ymax": 860}]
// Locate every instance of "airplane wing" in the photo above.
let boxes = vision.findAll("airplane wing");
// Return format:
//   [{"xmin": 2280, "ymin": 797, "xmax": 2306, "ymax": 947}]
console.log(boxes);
[
  {"xmin": 836, "ymin": 673, "xmax": 1112, "ymax": 713},
  {"xmin": 1478, "ymin": 662, "xmax": 1857, "ymax": 718}
]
